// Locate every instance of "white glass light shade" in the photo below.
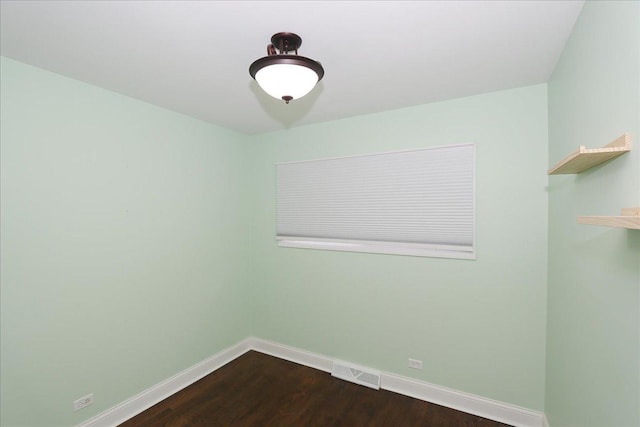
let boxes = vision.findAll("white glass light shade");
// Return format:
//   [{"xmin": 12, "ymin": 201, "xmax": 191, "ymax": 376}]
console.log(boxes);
[{"xmin": 254, "ymin": 63, "xmax": 319, "ymax": 101}]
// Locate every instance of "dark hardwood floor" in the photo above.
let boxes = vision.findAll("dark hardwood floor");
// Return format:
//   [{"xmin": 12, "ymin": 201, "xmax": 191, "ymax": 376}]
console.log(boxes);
[{"xmin": 119, "ymin": 351, "xmax": 513, "ymax": 427}]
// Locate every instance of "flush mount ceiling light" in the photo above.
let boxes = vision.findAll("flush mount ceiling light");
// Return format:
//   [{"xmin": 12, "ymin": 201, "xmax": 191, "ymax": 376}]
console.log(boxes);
[{"xmin": 249, "ymin": 32, "xmax": 324, "ymax": 104}]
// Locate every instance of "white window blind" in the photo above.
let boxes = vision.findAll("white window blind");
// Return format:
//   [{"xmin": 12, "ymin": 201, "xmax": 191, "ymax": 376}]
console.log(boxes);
[{"xmin": 276, "ymin": 143, "xmax": 475, "ymax": 259}]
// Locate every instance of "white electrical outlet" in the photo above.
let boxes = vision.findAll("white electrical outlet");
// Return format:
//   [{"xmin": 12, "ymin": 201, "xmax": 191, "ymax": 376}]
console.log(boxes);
[
  {"xmin": 408, "ymin": 358, "xmax": 423, "ymax": 370},
  {"xmin": 73, "ymin": 393, "xmax": 94, "ymax": 412}
]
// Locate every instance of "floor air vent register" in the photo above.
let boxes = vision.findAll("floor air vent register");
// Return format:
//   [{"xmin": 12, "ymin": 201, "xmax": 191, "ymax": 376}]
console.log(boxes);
[{"xmin": 331, "ymin": 361, "xmax": 381, "ymax": 390}]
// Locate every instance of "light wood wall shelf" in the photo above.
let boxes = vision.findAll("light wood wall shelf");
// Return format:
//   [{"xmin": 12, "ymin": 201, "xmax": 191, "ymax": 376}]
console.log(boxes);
[
  {"xmin": 578, "ymin": 207, "xmax": 640, "ymax": 229},
  {"xmin": 548, "ymin": 133, "xmax": 631, "ymax": 175}
]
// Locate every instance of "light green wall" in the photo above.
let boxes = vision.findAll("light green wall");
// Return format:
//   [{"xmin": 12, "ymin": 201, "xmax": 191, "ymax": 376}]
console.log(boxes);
[
  {"xmin": 248, "ymin": 84, "xmax": 549, "ymax": 410},
  {"xmin": 1, "ymin": 56, "xmax": 550, "ymax": 423},
  {"xmin": 0, "ymin": 57, "xmax": 253, "ymax": 426},
  {"xmin": 5, "ymin": 4, "xmax": 637, "ymax": 423},
  {"xmin": 546, "ymin": 1, "xmax": 640, "ymax": 426}
]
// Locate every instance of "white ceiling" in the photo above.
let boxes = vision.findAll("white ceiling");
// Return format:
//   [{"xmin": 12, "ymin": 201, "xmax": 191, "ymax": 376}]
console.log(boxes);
[{"xmin": 0, "ymin": 1, "xmax": 584, "ymax": 135}]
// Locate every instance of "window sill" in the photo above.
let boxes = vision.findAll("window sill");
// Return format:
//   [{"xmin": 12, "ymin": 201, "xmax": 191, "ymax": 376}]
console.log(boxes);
[{"xmin": 276, "ymin": 237, "xmax": 476, "ymax": 260}]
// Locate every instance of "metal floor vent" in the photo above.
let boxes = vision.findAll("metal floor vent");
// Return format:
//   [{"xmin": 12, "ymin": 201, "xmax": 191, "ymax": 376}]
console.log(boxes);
[{"xmin": 331, "ymin": 361, "xmax": 381, "ymax": 390}]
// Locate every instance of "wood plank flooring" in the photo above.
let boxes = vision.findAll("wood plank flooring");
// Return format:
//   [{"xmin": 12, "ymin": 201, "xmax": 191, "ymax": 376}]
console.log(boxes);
[{"xmin": 119, "ymin": 351, "xmax": 513, "ymax": 427}]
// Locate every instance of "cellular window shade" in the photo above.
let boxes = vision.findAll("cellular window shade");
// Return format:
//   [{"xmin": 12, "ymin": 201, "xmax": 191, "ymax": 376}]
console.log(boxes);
[{"xmin": 276, "ymin": 143, "xmax": 475, "ymax": 259}]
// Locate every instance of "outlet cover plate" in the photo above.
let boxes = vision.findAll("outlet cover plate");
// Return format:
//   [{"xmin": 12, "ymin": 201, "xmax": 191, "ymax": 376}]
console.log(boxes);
[
  {"xmin": 73, "ymin": 393, "xmax": 94, "ymax": 411},
  {"xmin": 408, "ymin": 358, "xmax": 423, "ymax": 370}
]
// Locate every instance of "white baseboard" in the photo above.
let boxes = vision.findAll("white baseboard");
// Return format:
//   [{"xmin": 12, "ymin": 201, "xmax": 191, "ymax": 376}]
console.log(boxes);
[
  {"xmin": 381, "ymin": 372, "xmax": 544, "ymax": 427},
  {"xmin": 78, "ymin": 336, "xmax": 546, "ymax": 427},
  {"xmin": 77, "ymin": 338, "xmax": 252, "ymax": 427},
  {"xmin": 247, "ymin": 336, "xmax": 333, "ymax": 372},
  {"xmin": 249, "ymin": 337, "xmax": 546, "ymax": 427}
]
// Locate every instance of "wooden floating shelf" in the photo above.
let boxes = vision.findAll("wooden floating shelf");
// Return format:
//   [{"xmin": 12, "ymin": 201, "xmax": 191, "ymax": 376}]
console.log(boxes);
[
  {"xmin": 548, "ymin": 133, "xmax": 631, "ymax": 175},
  {"xmin": 578, "ymin": 207, "xmax": 640, "ymax": 230}
]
